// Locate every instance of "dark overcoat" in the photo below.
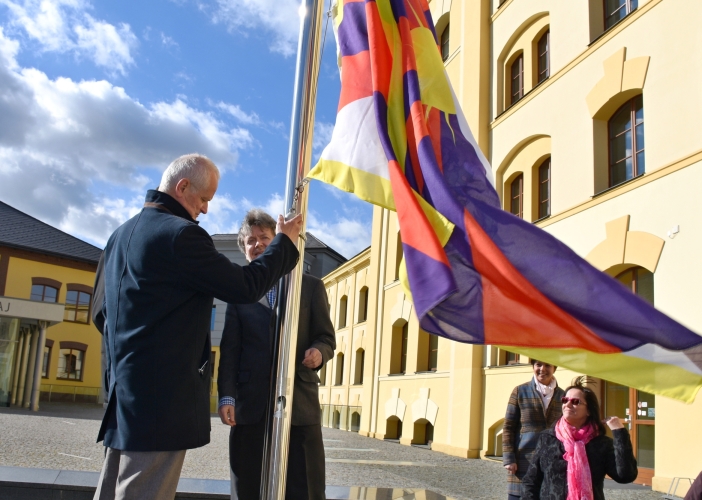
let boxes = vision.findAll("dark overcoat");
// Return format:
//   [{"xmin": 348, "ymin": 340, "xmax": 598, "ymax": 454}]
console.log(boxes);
[
  {"xmin": 503, "ymin": 379, "xmax": 565, "ymax": 496},
  {"xmin": 94, "ymin": 190, "xmax": 298, "ymax": 451},
  {"xmin": 217, "ymin": 273, "xmax": 336, "ymax": 426},
  {"xmin": 521, "ymin": 426, "xmax": 638, "ymax": 500}
]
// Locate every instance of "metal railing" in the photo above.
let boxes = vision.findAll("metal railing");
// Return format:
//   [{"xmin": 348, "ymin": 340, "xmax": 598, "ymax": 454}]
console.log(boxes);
[{"xmin": 39, "ymin": 384, "xmax": 101, "ymax": 404}]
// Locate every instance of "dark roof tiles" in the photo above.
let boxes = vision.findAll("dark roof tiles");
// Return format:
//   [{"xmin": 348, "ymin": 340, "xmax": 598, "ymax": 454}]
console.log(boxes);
[{"xmin": 0, "ymin": 201, "xmax": 102, "ymax": 264}]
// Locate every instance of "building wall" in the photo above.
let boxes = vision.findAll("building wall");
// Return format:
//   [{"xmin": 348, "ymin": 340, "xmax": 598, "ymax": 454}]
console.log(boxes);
[
  {"xmin": 319, "ymin": 0, "xmax": 702, "ymax": 494},
  {"xmin": 2, "ymin": 252, "xmax": 101, "ymax": 398}
]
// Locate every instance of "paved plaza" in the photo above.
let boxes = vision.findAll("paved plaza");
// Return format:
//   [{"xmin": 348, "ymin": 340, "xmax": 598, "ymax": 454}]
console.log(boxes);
[{"xmin": 0, "ymin": 403, "xmax": 659, "ymax": 500}]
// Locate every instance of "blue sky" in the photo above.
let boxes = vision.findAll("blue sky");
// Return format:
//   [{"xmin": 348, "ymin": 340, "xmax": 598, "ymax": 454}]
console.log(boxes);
[{"xmin": 0, "ymin": 0, "xmax": 372, "ymax": 258}]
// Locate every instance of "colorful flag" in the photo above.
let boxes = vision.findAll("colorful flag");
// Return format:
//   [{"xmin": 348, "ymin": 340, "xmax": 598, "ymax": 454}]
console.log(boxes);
[{"xmin": 308, "ymin": 0, "xmax": 702, "ymax": 402}]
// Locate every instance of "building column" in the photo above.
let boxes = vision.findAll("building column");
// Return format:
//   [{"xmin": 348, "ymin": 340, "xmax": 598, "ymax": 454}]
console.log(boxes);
[
  {"xmin": 15, "ymin": 328, "xmax": 33, "ymax": 407},
  {"xmin": 22, "ymin": 325, "xmax": 39, "ymax": 408},
  {"xmin": 10, "ymin": 328, "xmax": 26, "ymax": 405},
  {"xmin": 30, "ymin": 321, "xmax": 48, "ymax": 411}
]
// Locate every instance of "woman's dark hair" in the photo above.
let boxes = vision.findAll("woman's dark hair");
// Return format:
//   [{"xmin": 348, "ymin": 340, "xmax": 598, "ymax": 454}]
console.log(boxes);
[{"xmin": 563, "ymin": 376, "xmax": 606, "ymax": 436}]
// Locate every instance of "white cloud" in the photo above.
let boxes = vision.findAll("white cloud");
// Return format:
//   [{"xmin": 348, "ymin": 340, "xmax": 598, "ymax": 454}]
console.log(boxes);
[
  {"xmin": 312, "ymin": 120, "xmax": 333, "ymax": 161},
  {"xmin": 1, "ymin": 0, "xmax": 137, "ymax": 74},
  {"xmin": 160, "ymin": 32, "xmax": 178, "ymax": 49},
  {"xmin": 307, "ymin": 211, "xmax": 371, "ymax": 259},
  {"xmin": 0, "ymin": 28, "xmax": 255, "ymax": 246},
  {"xmin": 208, "ymin": 0, "xmax": 300, "ymax": 57},
  {"xmin": 215, "ymin": 101, "xmax": 260, "ymax": 125}
]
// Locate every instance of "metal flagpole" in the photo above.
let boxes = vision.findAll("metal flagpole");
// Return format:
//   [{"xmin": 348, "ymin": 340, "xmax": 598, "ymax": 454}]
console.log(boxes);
[{"xmin": 260, "ymin": 0, "xmax": 326, "ymax": 498}]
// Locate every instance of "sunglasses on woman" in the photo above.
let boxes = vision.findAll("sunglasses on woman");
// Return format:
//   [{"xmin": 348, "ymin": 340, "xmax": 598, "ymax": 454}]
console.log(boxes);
[{"xmin": 561, "ymin": 396, "xmax": 585, "ymax": 406}]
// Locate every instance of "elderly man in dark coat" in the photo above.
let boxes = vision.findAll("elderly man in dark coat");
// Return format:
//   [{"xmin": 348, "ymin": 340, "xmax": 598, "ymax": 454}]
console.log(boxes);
[
  {"xmin": 92, "ymin": 154, "xmax": 302, "ymax": 500},
  {"xmin": 217, "ymin": 209, "xmax": 335, "ymax": 500}
]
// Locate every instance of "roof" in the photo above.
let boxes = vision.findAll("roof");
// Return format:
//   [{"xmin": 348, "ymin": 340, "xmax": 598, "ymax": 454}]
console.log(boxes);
[
  {"xmin": 0, "ymin": 201, "xmax": 103, "ymax": 265},
  {"xmin": 210, "ymin": 231, "xmax": 347, "ymax": 262}
]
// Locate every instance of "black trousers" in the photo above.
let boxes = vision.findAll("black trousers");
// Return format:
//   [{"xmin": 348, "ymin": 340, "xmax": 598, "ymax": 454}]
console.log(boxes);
[{"xmin": 230, "ymin": 420, "xmax": 325, "ymax": 500}]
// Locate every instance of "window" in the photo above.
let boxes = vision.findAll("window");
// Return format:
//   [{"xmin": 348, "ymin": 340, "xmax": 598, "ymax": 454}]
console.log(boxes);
[
  {"xmin": 319, "ymin": 360, "xmax": 327, "ymax": 385},
  {"xmin": 605, "ymin": 0, "xmax": 638, "ymax": 30},
  {"xmin": 395, "ymin": 232, "xmax": 403, "ymax": 280},
  {"xmin": 400, "ymin": 323, "xmax": 409, "ymax": 374},
  {"xmin": 608, "ymin": 95, "xmax": 644, "ymax": 187},
  {"xmin": 428, "ymin": 334, "xmax": 438, "ymax": 371},
  {"xmin": 506, "ymin": 351, "xmax": 519, "ymax": 365},
  {"xmin": 64, "ymin": 284, "xmax": 92, "ymax": 324},
  {"xmin": 510, "ymin": 174, "xmax": 524, "ymax": 218},
  {"xmin": 42, "ymin": 339, "xmax": 54, "ymax": 378},
  {"xmin": 57, "ymin": 342, "xmax": 87, "ymax": 381},
  {"xmin": 210, "ymin": 306, "xmax": 216, "ymax": 331},
  {"xmin": 440, "ymin": 23, "xmax": 450, "ymax": 62},
  {"xmin": 354, "ymin": 349, "xmax": 365, "ymax": 385},
  {"xmin": 538, "ymin": 158, "xmax": 551, "ymax": 219},
  {"xmin": 304, "ymin": 262, "xmax": 312, "ymax": 274},
  {"xmin": 335, "ymin": 353, "xmax": 344, "ymax": 385},
  {"xmin": 616, "ymin": 266, "xmax": 653, "ymax": 304},
  {"xmin": 30, "ymin": 278, "xmax": 61, "ymax": 302},
  {"xmin": 510, "ymin": 54, "xmax": 524, "ymax": 105},
  {"xmin": 357, "ymin": 287, "xmax": 368, "ymax": 323},
  {"xmin": 338, "ymin": 296, "xmax": 348, "ymax": 329},
  {"xmin": 537, "ymin": 30, "xmax": 550, "ymax": 84}
]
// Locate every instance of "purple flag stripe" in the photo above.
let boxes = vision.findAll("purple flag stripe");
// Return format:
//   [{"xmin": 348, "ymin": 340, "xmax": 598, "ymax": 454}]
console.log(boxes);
[{"xmin": 338, "ymin": 2, "xmax": 369, "ymax": 57}]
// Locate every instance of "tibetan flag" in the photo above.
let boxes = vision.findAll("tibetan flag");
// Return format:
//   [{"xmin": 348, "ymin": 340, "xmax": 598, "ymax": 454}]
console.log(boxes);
[{"xmin": 308, "ymin": 0, "xmax": 702, "ymax": 402}]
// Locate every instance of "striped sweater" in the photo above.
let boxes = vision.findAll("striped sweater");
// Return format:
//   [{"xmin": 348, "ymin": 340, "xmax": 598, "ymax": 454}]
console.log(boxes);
[{"xmin": 503, "ymin": 378, "xmax": 565, "ymax": 497}]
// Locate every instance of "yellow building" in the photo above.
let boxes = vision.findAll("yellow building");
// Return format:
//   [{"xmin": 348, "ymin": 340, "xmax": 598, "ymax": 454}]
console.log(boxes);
[
  {"xmin": 0, "ymin": 201, "xmax": 103, "ymax": 408},
  {"xmin": 320, "ymin": 0, "xmax": 702, "ymax": 494}
]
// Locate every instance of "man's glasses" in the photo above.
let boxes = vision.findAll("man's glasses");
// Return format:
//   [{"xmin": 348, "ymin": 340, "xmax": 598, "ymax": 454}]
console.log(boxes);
[{"xmin": 561, "ymin": 397, "xmax": 585, "ymax": 406}]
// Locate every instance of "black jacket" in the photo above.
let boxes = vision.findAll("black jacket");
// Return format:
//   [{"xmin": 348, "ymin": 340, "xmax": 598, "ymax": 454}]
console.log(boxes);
[
  {"xmin": 217, "ymin": 274, "xmax": 336, "ymax": 426},
  {"xmin": 94, "ymin": 190, "xmax": 298, "ymax": 451},
  {"xmin": 522, "ymin": 426, "xmax": 638, "ymax": 500}
]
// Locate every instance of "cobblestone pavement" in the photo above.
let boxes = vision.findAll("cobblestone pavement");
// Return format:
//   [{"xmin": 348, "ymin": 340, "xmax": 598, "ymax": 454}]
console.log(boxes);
[{"xmin": 0, "ymin": 403, "xmax": 659, "ymax": 500}]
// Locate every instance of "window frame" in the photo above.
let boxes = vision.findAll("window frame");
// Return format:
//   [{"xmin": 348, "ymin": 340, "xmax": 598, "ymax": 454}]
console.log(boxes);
[
  {"xmin": 56, "ymin": 341, "xmax": 87, "ymax": 381},
  {"xmin": 510, "ymin": 53, "xmax": 524, "ymax": 106},
  {"xmin": 338, "ymin": 295, "xmax": 348, "ymax": 329},
  {"xmin": 42, "ymin": 339, "xmax": 54, "ymax": 378},
  {"xmin": 400, "ymin": 323, "xmax": 409, "ymax": 374},
  {"xmin": 604, "ymin": 0, "xmax": 638, "ymax": 31},
  {"xmin": 537, "ymin": 30, "xmax": 550, "ymax": 84},
  {"xmin": 30, "ymin": 277, "xmax": 61, "ymax": 303},
  {"xmin": 440, "ymin": 22, "xmax": 450, "ymax": 62},
  {"xmin": 537, "ymin": 158, "xmax": 551, "ymax": 219},
  {"xmin": 510, "ymin": 174, "xmax": 524, "ymax": 218},
  {"xmin": 608, "ymin": 95, "xmax": 644, "ymax": 188},
  {"xmin": 64, "ymin": 284, "xmax": 93, "ymax": 324},
  {"xmin": 428, "ymin": 334, "xmax": 438, "ymax": 372}
]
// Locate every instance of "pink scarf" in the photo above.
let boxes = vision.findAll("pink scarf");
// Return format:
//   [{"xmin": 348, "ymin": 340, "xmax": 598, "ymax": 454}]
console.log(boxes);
[{"xmin": 554, "ymin": 417, "xmax": 598, "ymax": 500}]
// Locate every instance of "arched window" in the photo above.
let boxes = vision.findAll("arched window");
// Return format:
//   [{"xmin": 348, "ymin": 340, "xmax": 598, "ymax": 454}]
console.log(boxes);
[
  {"xmin": 354, "ymin": 349, "xmax": 365, "ymax": 385},
  {"xmin": 357, "ymin": 287, "xmax": 368, "ymax": 323},
  {"xmin": 608, "ymin": 95, "xmax": 644, "ymax": 187},
  {"xmin": 605, "ymin": 0, "xmax": 637, "ymax": 30},
  {"xmin": 338, "ymin": 295, "xmax": 348, "ymax": 328},
  {"xmin": 510, "ymin": 174, "xmax": 524, "ymax": 218},
  {"xmin": 537, "ymin": 158, "xmax": 551, "ymax": 219},
  {"xmin": 395, "ymin": 231, "xmax": 403, "ymax": 280},
  {"xmin": 64, "ymin": 284, "xmax": 93, "ymax": 324},
  {"xmin": 428, "ymin": 334, "xmax": 439, "ymax": 371},
  {"xmin": 57, "ymin": 341, "xmax": 87, "ymax": 381},
  {"xmin": 537, "ymin": 30, "xmax": 550, "ymax": 84},
  {"xmin": 390, "ymin": 321, "xmax": 408, "ymax": 374},
  {"xmin": 440, "ymin": 22, "xmax": 450, "ymax": 62},
  {"xmin": 412, "ymin": 419, "xmax": 434, "ymax": 446},
  {"xmin": 616, "ymin": 266, "xmax": 653, "ymax": 304},
  {"xmin": 510, "ymin": 53, "xmax": 524, "ymax": 105},
  {"xmin": 334, "ymin": 352, "xmax": 344, "ymax": 385},
  {"xmin": 350, "ymin": 412, "xmax": 361, "ymax": 432},
  {"xmin": 319, "ymin": 359, "xmax": 327, "ymax": 385},
  {"xmin": 30, "ymin": 278, "xmax": 61, "ymax": 303},
  {"xmin": 333, "ymin": 410, "xmax": 341, "ymax": 429}
]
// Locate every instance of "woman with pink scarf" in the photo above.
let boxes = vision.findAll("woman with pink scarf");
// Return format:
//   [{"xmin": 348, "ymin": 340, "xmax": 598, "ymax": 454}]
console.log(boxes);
[{"xmin": 521, "ymin": 377, "xmax": 637, "ymax": 500}]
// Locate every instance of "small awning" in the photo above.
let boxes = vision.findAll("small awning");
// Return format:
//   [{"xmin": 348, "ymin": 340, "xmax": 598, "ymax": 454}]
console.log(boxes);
[{"xmin": 0, "ymin": 296, "xmax": 65, "ymax": 326}]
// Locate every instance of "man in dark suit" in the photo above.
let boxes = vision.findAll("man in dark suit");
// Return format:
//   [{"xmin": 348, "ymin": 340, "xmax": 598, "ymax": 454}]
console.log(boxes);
[
  {"xmin": 92, "ymin": 154, "xmax": 302, "ymax": 500},
  {"xmin": 218, "ymin": 209, "xmax": 335, "ymax": 500}
]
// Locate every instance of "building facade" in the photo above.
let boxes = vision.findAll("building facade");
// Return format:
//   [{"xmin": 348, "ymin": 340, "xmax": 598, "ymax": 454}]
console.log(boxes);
[
  {"xmin": 319, "ymin": 0, "xmax": 702, "ymax": 494},
  {"xmin": 0, "ymin": 202, "xmax": 103, "ymax": 408}
]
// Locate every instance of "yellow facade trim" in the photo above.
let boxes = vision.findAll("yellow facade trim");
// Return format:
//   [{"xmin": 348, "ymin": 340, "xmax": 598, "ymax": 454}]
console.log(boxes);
[
  {"xmin": 536, "ymin": 149, "xmax": 702, "ymax": 228},
  {"xmin": 491, "ymin": 0, "xmax": 663, "ymax": 130},
  {"xmin": 490, "ymin": 0, "xmax": 514, "ymax": 23}
]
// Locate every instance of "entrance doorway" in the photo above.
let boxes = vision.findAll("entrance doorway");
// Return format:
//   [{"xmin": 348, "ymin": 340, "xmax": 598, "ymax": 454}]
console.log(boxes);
[{"xmin": 603, "ymin": 381, "xmax": 655, "ymax": 485}]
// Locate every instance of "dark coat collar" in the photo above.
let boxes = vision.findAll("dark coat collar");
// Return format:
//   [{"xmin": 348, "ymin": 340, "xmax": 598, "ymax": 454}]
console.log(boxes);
[{"xmin": 144, "ymin": 189, "xmax": 198, "ymax": 225}]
